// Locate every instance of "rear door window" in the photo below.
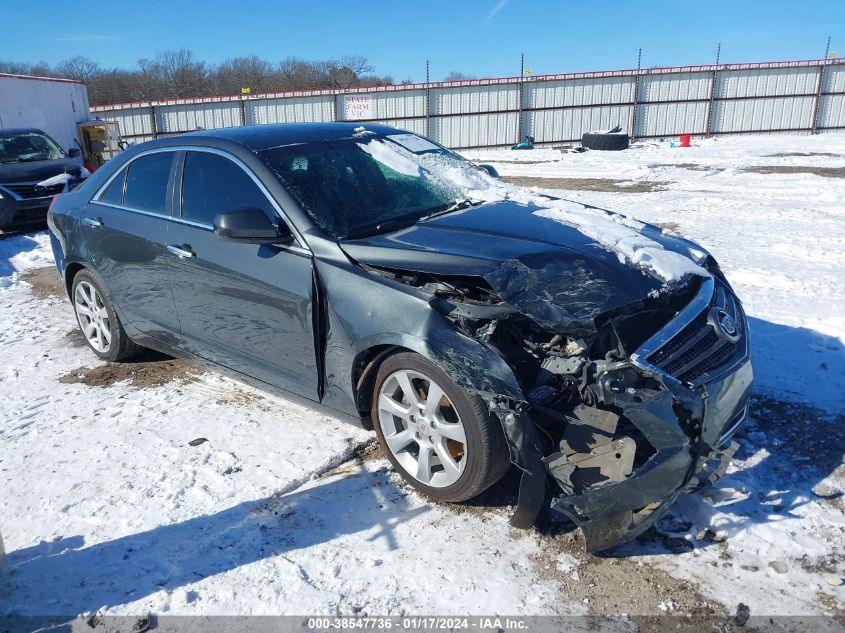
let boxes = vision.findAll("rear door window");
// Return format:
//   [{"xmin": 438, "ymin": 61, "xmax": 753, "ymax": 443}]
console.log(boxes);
[
  {"xmin": 123, "ymin": 152, "xmax": 173, "ymax": 214},
  {"xmin": 181, "ymin": 151, "xmax": 275, "ymax": 226}
]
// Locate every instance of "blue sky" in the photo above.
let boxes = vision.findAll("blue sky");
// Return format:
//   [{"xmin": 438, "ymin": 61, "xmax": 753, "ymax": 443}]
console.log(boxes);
[{"xmin": 2, "ymin": 0, "xmax": 843, "ymax": 81}]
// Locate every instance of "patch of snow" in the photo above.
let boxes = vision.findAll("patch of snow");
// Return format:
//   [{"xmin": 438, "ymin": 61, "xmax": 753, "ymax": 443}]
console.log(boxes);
[
  {"xmin": 35, "ymin": 173, "xmax": 72, "ymax": 188},
  {"xmin": 534, "ymin": 204, "xmax": 707, "ymax": 282},
  {"xmin": 357, "ymin": 139, "xmax": 421, "ymax": 177}
]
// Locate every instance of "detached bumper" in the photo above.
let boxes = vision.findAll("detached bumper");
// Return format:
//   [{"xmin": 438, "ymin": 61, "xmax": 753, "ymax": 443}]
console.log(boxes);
[{"xmin": 547, "ymin": 357, "xmax": 752, "ymax": 552}]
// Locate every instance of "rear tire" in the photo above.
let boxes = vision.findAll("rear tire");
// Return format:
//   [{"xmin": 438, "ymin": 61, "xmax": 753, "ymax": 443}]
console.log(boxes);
[
  {"xmin": 371, "ymin": 352, "xmax": 510, "ymax": 502},
  {"xmin": 582, "ymin": 131, "xmax": 630, "ymax": 151},
  {"xmin": 71, "ymin": 270, "xmax": 141, "ymax": 362}
]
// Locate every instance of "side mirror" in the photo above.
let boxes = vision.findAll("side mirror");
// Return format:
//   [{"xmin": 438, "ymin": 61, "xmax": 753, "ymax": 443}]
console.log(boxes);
[
  {"xmin": 478, "ymin": 163, "xmax": 500, "ymax": 179},
  {"xmin": 68, "ymin": 147, "xmax": 82, "ymax": 158},
  {"xmin": 213, "ymin": 207, "xmax": 294, "ymax": 245}
]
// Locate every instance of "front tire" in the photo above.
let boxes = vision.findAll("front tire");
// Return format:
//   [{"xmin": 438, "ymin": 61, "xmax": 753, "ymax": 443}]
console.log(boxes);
[
  {"xmin": 71, "ymin": 270, "xmax": 140, "ymax": 361},
  {"xmin": 371, "ymin": 352, "xmax": 510, "ymax": 502}
]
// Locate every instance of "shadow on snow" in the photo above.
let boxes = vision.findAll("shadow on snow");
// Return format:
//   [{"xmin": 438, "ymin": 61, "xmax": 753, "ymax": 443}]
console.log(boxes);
[{"xmin": 1, "ymin": 465, "xmax": 427, "ymax": 617}]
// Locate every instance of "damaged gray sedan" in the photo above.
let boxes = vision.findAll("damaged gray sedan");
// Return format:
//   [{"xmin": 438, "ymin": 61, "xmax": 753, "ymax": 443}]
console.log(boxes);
[{"xmin": 47, "ymin": 123, "xmax": 752, "ymax": 552}]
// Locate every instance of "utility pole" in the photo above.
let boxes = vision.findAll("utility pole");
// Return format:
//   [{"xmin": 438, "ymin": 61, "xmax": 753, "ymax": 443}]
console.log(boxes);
[
  {"xmin": 825, "ymin": 36, "xmax": 831, "ymax": 59},
  {"xmin": 715, "ymin": 42, "xmax": 721, "ymax": 65},
  {"xmin": 425, "ymin": 60, "xmax": 431, "ymax": 138},
  {"xmin": 517, "ymin": 53, "xmax": 525, "ymax": 144},
  {"xmin": 630, "ymin": 49, "xmax": 642, "ymax": 141}
]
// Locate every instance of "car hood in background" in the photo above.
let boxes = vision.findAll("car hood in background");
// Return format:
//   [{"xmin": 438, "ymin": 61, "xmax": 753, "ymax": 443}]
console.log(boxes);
[
  {"xmin": 340, "ymin": 200, "xmax": 700, "ymax": 333},
  {"xmin": 0, "ymin": 158, "xmax": 81, "ymax": 183}
]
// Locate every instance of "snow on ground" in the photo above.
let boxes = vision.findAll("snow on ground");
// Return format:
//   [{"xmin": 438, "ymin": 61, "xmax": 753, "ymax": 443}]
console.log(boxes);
[
  {"xmin": 0, "ymin": 234, "xmax": 565, "ymax": 617},
  {"xmin": 0, "ymin": 133, "xmax": 843, "ymax": 621},
  {"xmin": 465, "ymin": 134, "xmax": 845, "ymax": 616}
]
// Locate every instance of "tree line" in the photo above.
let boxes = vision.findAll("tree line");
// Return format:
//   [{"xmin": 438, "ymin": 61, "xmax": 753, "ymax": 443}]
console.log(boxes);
[{"xmin": 0, "ymin": 50, "xmax": 441, "ymax": 106}]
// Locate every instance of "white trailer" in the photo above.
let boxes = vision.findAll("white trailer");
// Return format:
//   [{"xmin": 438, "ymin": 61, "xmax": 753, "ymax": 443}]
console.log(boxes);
[{"xmin": 0, "ymin": 73, "xmax": 90, "ymax": 152}]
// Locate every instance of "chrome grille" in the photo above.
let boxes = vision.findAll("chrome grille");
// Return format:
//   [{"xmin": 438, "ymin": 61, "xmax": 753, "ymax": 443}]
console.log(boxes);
[
  {"xmin": 644, "ymin": 279, "xmax": 745, "ymax": 386},
  {"xmin": 1, "ymin": 182, "xmax": 65, "ymax": 199}
]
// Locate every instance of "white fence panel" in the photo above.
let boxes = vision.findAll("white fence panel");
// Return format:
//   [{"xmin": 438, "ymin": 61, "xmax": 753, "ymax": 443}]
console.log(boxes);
[
  {"xmin": 529, "ymin": 104, "xmax": 633, "ymax": 143},
  {"xmin": 248, "ymin": 95, "xmax": 334, "ymax": 125},
  {"xmin": 712, "ymin": 96, "xmax": 815, "ymax": 132},
  {"xmin": 106, "ymin": 107, "xmax": 155, "ymax": 138},
  {"xmin": 431, "ymin": 84, "xmax": 519, "ymax": 115},
  {"xmin": 822, "ymin": 65, "xmax": 845, "ymax": 93},
  {"xmin": 432, "ymin": 112, "xmax": 518, "ymax": 148},
  {"xmin": 637, "ymin": 101, "xmax": 708, "ymax": 136},
  {"xmin": 818, "ymin": 94, "xmax": 845, "ymax": 130},
  {"xmin": 526, "ymin": 76, "xmax": 634, "ymax": 108},
  {"xmin": 717, "ymin": 67, "xmax": 819, "ymax": 98},
  {"xmin": 157, "ymin": 102, "xmax": 241, "ymax": 133},
  {"xmin": 371, "ymin": 118, "xmax": 427, "ymax": 135},
  {"xmin": 639, "ymin": 72, "xmax": 711, "ymax": 102}
]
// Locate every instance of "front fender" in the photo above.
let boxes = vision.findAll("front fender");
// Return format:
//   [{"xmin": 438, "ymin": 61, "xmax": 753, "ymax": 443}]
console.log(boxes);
[{"xmin": 316, "ymin": 257, "xmax": 524, "ymax": 418}]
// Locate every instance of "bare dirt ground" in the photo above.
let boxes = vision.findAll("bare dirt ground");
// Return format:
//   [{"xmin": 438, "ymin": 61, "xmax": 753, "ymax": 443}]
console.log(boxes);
[
  {"xmin": 19, "ymin": 265, "xmax": 64, "ymax": 300},
  {"xmin": 765, "ymin": 152, "xmax": 845, "ymax": 158},
  {"xmin": 19, "ymin": 265, "xmax": 201, "ymax": 389},
  {"xmin": 743, "ymin": 165, "xmax": 845, "ymax": 178},
  {"xmin": 501, "ymin": 175, "xmax": 668, "ymax": 192},
  {"xmin": 58, "ymin": 353, "xmax": 198, "ymax": 389}
]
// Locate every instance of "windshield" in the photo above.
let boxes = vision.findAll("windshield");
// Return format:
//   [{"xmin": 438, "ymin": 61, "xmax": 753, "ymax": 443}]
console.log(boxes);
[
  {"xmin": 256, "ymin": 133, "xmax": 490, "ymax": 239},
  {"xmin": 0, "ymin": 131, "xmax": 65, "ymax": 164}
]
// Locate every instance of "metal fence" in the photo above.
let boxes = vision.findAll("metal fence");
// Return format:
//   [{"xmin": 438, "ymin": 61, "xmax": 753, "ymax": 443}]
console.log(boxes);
[{"xmin": 90, "ymin": 58, "xmax": 845, "ymax": 150}]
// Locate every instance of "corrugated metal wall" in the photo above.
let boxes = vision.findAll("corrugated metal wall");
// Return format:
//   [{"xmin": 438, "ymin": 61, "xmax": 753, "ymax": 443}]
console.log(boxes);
[{"xmin": 91, "ymin": 58, "xmax": 845, "ymax": 150}]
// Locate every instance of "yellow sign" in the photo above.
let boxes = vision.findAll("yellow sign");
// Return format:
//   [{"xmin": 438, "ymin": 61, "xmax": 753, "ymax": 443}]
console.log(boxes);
[
  {"xmin": 827, "ymin": 51, "xmax": 838, "ymax": 59},
  {"xmin": 241, "ymin": 87, "xmax": 251, "ymax": 94},
  {"xmin": 523, "ymin": 68, "xmax": 533, "ymax": 75}
]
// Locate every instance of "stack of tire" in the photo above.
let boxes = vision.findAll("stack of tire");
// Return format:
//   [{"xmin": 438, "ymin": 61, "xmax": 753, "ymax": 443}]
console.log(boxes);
[{"xmin": 582, "ymin": 125, "xmax": 630, "ymax": 151}]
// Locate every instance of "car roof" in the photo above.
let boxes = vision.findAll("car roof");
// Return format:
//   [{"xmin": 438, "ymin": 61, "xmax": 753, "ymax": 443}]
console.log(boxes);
[{"xmin": 178, "ymin": 122, "xmax": 401, "ymax": 151}]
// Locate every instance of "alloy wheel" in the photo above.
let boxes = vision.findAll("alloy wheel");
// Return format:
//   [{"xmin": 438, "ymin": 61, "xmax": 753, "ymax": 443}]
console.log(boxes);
[
  {"xmin": 74, "ymin": 280, "xmax": 112, "ymax": 353},
  {"xmin": 377, "ymin": 369, "xmax": 468, "ymax": 487}
]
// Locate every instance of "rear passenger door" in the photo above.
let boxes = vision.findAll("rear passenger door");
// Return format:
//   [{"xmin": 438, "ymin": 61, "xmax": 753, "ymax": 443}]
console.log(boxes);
[
  {"xmin": 81, "ymin": 150, "xmax": 181, "ymax": 345},
  {"xmin": 166, "ymin": 149, "xmax": 319, "ymax": 400}
]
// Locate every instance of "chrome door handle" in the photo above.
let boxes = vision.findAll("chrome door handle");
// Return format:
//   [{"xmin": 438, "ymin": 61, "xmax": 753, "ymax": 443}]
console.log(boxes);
[
  {"xmin": 83, "ymin": 217, "xmax": 103, "ymax": 228},
  {"xmin": 167, "ymin": 244, "xmax": 195, "ymax": 259}
]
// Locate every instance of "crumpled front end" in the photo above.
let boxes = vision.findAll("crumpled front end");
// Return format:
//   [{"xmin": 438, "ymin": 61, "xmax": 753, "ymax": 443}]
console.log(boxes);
[
  {"xmin": 353, "ymin": 251, "xmax": 752, "ymax": 552},
  {"xmin": 541, "ymin": 275, "xmax": 753, "ymax": 551}
]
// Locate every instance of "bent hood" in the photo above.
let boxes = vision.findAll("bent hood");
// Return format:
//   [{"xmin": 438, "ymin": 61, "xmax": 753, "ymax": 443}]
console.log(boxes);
[{"xmin": 340, "ymin": 199, "xmax": 708, "ymax": 333}]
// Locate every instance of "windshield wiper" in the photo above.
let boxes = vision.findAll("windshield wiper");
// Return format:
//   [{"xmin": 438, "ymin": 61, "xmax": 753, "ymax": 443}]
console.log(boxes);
[
  {"xmin": 348, "ymin": 199, "xmax": 484, "ymax": 240},
  {"xmin": 423, "ymin": 198, "xmax": 483, "ymax": 220}
]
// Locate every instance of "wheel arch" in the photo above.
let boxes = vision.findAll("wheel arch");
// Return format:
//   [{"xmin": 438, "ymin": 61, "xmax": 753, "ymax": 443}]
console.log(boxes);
[
  {"xmin": 64, "ymin": 261, "xmax": 87, "ymax": 297},
  {"xmin": 350, "ymin": 329, "xmax": 525, "ymax": 429}
]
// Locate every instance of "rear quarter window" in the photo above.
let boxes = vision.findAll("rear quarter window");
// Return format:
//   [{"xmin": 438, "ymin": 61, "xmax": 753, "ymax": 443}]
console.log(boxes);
[{"xmin": 98, "ymin": 168, "xmax": 126, "ymax": 205}]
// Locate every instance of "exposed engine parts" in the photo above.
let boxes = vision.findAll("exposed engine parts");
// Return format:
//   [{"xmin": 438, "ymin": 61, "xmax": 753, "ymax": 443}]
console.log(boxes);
[{"xmin": 361, "ymin": 263, "xmax": 752, "ymax": 551}]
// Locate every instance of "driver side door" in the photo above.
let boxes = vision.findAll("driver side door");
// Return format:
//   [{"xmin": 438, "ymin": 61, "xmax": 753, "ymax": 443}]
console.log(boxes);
[{"xmin": 165, "ymin": 149, "xmax": 319, "ymax": 400}]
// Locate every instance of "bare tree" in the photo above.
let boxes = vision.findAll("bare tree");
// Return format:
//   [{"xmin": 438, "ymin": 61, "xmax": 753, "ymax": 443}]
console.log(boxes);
[
  {"xmin": 138, "ymin": 49, "xmax": 208, "ymax": 99},
  {"xmin": 323, "ymin": 55, "xmax": 375, "ymax": 89},
  {"xmin": 55, "ymin": 56, "xmax": 102, "ymax": 82},
  {"xmin": 211, "ymin": 55, "xmax": 275, "ymax": 94},
  {"xmin": 4, "ymin": 50, "xmax": 397, "ymax": 105},
  {"xmin": 278, "ymin": 57, "xmax": 328, "ymax": 90},
  {"xmin": 0, "ymin": 60, "xmax": 53, "ymax": 76},
  {"xmin": 443, "ymin": 71, "xmax": 475, "ymax": 81}
]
